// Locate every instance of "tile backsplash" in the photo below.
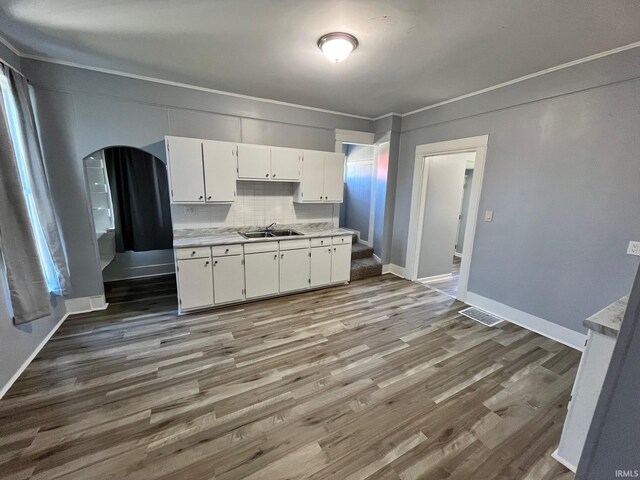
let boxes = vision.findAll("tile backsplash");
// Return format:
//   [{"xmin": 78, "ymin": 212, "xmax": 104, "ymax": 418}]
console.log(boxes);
[{"xmin": 171, "ymin": 181, "xmax": 339, "ymax": 229}]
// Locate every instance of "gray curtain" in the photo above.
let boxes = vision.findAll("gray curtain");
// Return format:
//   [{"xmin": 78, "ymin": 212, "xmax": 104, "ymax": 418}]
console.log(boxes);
[
  {"xmin": 0, "ymin": 63, "xmax": 70, "ymax": 324},
  {"xmin": 8, "ymin": 67, "xmax": 70, "ymax": 295}
]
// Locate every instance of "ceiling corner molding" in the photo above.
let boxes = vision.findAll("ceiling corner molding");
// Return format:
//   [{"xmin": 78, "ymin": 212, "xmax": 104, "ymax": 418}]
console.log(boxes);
[
  {"xmin": 16, "ymin": 50, "xmax": 377, "ymax": 121},
  {"xmin": 399, "ymin": 41, "xmax": 640, "ymax": 118},
  {"xmin": 0, "ymin": 35, "xmax": 21, "ymax": 56}
]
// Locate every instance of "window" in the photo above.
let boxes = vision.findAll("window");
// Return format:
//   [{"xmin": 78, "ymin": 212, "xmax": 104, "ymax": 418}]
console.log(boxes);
[{"xmin": 0, "ymin": 71, "xmax": 61, "ymax": 294}]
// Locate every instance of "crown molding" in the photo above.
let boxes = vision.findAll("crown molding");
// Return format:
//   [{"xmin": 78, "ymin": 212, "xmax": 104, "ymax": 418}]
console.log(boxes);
[
  {"xmin": 2, "ymin": 35, "xmax": 639, "ymax": 121},
  {"xmin": 400, "ymin": 41, "xmax": 640, "ymax": 118}
]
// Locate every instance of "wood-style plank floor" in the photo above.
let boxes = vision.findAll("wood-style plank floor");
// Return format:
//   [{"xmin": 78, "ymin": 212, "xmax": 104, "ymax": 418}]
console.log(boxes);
[
  {"xmin": 422, "ymin": 257, "xmax": 461, "ymax": 299},
  {"xmin": 0, "ymin": 275, "xmax": 579, "ymax": 480}
]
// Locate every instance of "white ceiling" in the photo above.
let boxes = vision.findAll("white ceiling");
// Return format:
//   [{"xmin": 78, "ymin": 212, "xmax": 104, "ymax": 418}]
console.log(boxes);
[{"xmin": 0, "ymin": 0, "xmax": 638, "ymax": 118}]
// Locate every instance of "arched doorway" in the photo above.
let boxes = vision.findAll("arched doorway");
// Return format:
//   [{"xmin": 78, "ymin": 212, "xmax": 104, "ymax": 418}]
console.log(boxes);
[{"xmin": 83, "ymin": 146, "xmax": 174, "ymax": 284}]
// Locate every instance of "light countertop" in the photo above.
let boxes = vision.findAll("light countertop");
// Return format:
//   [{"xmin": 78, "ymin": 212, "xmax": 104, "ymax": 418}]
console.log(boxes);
[
  {"xmin": 173, "ymin": 222, "xmax": 355, "ymax": 248},
  {"xmin": 583, "ymin": 296, "xmax": 628, "ymax": 339}
]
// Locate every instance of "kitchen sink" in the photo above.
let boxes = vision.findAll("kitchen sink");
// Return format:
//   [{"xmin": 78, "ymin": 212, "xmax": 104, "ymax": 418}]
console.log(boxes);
[
  {"xmin": 269, "ymin": 229, "xmax": 302, "ymax": 237},
  {"xmin": 239, "ymin": 229, "xmax": 302, "ymax": 239}
]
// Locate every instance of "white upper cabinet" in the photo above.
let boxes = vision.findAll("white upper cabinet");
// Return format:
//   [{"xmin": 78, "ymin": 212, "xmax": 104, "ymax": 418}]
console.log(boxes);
[
  {"xmin": 166, "ymin": 136, "xmax": 205, "ymax": 203},
  {"xmin": 203, "ymin": 140, "xmax": 237, "ymax": 202},
  {"xmin": 323, "ymin": 152, "xmax": 345, "ymax": 202},
  {"xmin": 270, "ymin": 147, "xmax": 301, "ymax": 181},
  {"xmin": 294, "ymin": 151, "xmax": 345, "ymax": 203},
  {"xmin": 237, "ymin": 144, "xmax": 271, "ymax": 180}
]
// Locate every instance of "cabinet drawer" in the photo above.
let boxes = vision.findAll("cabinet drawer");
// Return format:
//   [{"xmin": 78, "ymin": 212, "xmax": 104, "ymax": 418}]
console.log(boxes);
[
  {"xmin": 310, "ymin": 237, "xmax": 331, "ymax": 247},
  {"xmin": 279, "ymin": 239, "xmax": 310, "ymax": 251},
  {"xmin": 211, "ymin": 244, "xmax": 243, "ymax": 257},
  {"xmin": 332, "ymin": 235, "xmax": 352, "ymax": 245},
  {"xmin": 176, "ymin": 247, "xmax": 211, "ymax": 260},
  {"xmin": 244, "ymin": 241, "xmax": 279, "ymax": 254}
]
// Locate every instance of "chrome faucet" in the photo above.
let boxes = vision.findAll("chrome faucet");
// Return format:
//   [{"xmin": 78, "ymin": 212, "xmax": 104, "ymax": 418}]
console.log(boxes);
[{"xmin": 265, "ymin": 222, "xmax": 277, "ymax": 231}]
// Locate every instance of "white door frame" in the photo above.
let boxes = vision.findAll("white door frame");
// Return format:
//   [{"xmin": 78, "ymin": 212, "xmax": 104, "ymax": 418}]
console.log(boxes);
[
  {"xmin": 335, "ymin": 129, "xmax": 377, "ymax": 245},
  {"xmin": 405, "ymin": 135, "xmax": 489, "ymax": 302}
]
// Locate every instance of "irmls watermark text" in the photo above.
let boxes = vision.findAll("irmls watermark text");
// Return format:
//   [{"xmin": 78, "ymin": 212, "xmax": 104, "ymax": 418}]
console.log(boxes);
[{"xmin": 615, "ymin": 470, "xmax": 639, "ymax": 478}]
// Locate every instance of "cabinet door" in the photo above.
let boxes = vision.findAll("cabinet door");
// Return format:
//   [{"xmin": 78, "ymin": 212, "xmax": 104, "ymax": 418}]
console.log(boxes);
[
  {"xmin": 298, "ymin": 150, "xmax": 325, "ymax": 202},
  {"xmin": 166, "ymin": 137, "xmax": 205, "ymax": 203},
  {"xmin": 177, "ymin": 257, "xmax": 213, "ymax": 310},
  {"xmin": 310, "ymin": 246, "xmax": 332, "ymax": 287},
  {"xmin": 244, "ymin": 252, "xmax": 279, "ymax": 298},
  {"xmin": 237, "ymin": 144, "xmax": 271, "ymax": 180},
  {"xmin": 331, "ymin": 243, "xmax": 351, "ymax": 283},
  {"xmin": 213, "ymin": 255, "xmax": 245, "ymax": 304},
  {"xmin": 279, "ymin": 248, "xmax": 310, "ymax": 293},
  {"xmin": 271, "ymin": 147, "xmax": 301, "ymax": 181},
  {"xmin": 323, "ymin": 152, "xmax": 345, "ymax": 202},
  {"xmin": 203, "ymin": 140, "xmax": 237, "ymax": 202}
]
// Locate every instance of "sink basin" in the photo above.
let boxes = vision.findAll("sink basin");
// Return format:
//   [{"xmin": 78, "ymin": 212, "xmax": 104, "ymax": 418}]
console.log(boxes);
[
  {"xmin": 269, "ymin": 229, "xmax": 302, "ymax": 237},
  {"xmin": 239, "ymin": 229, "xmax": 302, "ymax": 239},
  {"xmin": 239, "ymin": 231, "xmax": 272, "ymax": 239}
]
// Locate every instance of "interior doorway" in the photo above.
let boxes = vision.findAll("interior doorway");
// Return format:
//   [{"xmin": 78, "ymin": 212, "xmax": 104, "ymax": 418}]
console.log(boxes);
[
  {"xmin": 416, "ymin": 152, "xmax": 475, "ymax": 298},
  {"xmin": 405, "ymin": 136, "xmax": 488, "ymax": 302},
  {"xmin": 83, "ymin": 146, "xmax": 174, "ymax": 286}
]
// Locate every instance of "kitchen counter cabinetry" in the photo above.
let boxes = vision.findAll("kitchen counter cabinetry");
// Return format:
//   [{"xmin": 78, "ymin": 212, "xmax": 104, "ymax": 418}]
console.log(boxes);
[{"xmin": 175, "ymin": 234, "xmax": 352, "ymax": 314}]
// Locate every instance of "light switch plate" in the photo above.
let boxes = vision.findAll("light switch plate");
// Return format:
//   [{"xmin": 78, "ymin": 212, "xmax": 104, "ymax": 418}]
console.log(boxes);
[
  {"xmin": 484, "ymin": 210, "xmax": 494, "ymax": 222},
  {"xmin": 627, "ymin": 241, "xmax": 640, "ymax": 256}
]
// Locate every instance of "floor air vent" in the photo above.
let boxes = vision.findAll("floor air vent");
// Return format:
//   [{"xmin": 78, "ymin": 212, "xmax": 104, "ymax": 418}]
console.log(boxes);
[{"xmin": 459, "ymin": 307, "xmax": 503, "ymax": 327}]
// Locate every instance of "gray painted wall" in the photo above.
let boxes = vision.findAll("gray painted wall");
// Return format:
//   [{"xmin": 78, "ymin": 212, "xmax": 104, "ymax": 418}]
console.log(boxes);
[
  {"xmin": 391, "ymin": 47, "xmax": 640, "ymax": 333},
  {"xmin": 22, "ymin": 58, "xmax": 373, "ymax": 301},
  {"xmin": 0, "ymin": 41, "xmax": 20, "ymax": 72}
]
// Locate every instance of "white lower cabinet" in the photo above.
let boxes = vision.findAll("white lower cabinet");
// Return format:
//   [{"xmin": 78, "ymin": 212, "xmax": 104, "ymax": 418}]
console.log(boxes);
[
  {"xmin": 244, "ymin": 251, "xmax": 280, "ymax": 299},
  {"xmin": 331, "ymin": 244, "xmax": 351, "ymax": 283},
  {"xmin": 213, "ymin": 255, "xmax": 245, "ymax": 304},
  {"xmin": 177, "ymin": 257, "xmax": 214, "ymax": 311},
  {"xmin": 310, "ymin": 246, "xmax": 332, "ymax": 287},
  {"xmin": 280, "ymin": 248, "xmax": 310, "ymax": 293},
  {"xmin": 176, "ymin": 235, "xmax": 352, "ymax": 313}
]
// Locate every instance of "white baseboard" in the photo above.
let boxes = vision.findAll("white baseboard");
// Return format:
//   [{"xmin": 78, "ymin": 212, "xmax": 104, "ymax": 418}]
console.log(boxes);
[
  {"xmin": 552, "ymin": 449, "xmax": 577, "ymax": 473},
  {"xmin": 418, "ymin": 273, "xmax": 453, "ymax": 283},
  {"xmin": 384, "ymin": 263, "xmax": 408, "ymax": 278},
  {"xmin": 373, "ymin": 254, "xmax": 382, "ymax": 263},
  {"xmin": 465, "ymin": 292, "xmax": 586, "ymax": 351},
  {"xmin": 0, "ymin": 294, "xmax": 110, "ymax": 399},
  {"xmin": 65, "ymin": 294, "xmax": 108, "ymax": 314},
  {"xmin": 454, "ymin": 252, "xmax": 462, "ymax": 258}
]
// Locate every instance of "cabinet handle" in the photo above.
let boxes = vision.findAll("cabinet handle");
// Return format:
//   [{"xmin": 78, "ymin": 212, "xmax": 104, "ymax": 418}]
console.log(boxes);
[
  {"xmin": 281, "ymin": 254, "xmax": 284, "ymax": 259},
  {"xmin": 191, "ymin": 251, "xmax": 196, "ymax": 256},
  {"xmin": 320, "ymin": 195, "xmax": 323, "ymax": 199},
  {"xmin": 207, "ymin": 195, "xmax": 212, "ymax": 200},
  {"xmin": 334, "ymin": 248, "xmax": 337, "ymax": 252},
  {"xmin": 214, "ymin": 260, "xmax": 218, "ymax": 265},
  {"xmin": 225, "ymin": 248, "xmax": 229, "ymax": 254},
  {"xmin": 274, "ymin": 254, "xmax": 277, "ymax": 259},
  {"xmin": 199, "ymin": 195, "xmax": 203, "ymax": 200},
  {"xmin": 325, "ymin": 196, "xmax": 328, "ymax": 200},
  {"xmin": 205, "ymin": 261, "xmax": 210, "ymax": 266},
  {"xmin": 328, "ymin": 248, "xmax": 331, "ymax": 253},
  {"xmin": 272, "ymin": 174, "xmax": 276, "ymax": 178},
  {"xmin": 320, "ymin": 240, "xmax": 324, "ymax": 245},
  {"xmin": 265, "ymin": 173, "xmax": 269, "ymax": 177}
]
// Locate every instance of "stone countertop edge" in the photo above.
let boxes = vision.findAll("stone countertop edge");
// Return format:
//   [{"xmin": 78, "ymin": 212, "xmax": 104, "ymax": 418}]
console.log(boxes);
[
  {"xmin": 583, "ymin": 295, "xmax": 629, "ymax": 339},
  {"xmin": 172, "ymin": 223, "xmax": 356, "ymax": 248}
]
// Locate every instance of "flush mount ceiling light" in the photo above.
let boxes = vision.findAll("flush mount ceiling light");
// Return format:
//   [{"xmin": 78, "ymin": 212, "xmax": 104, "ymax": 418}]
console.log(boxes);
[{"xmin": 317, "ymin": 32, "xmax": 358, "ymax": 63}]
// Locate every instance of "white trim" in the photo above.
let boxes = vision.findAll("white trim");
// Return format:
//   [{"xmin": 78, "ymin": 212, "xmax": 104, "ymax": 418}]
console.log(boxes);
[
  {"xmin": 386, "ymin": 263, "xmax": 408, "ymax": 278},
  {"xmin": 418, "ymin": 273, "xmax": 453, "ymax": 283},
  {"xmin": 552, "ymin": 449, "xmax": 577, "ymax": 473},
  {"xmin": 335, "ymin": 129, "xmax": 375, "ymax": 144},
  {"xmin": 0, "ymin": 313, "xmax": 67, "ymax": 399},
  {"xmin": 373, "ymin": 254, "xmax": 382, "ymax": 263},
  {"xmin": 465, "ymin": 292, "xmax": 587, "ymax": 351},
  {"xmin": 65, "ymin": 294, "xmax": 108, "ymax": 314},
  {"xmin": 453, "ymin": 252, "xmax": 462, "ymax": 258},
  {"xmin": 406, "ymin": 135, "xmax": 488, "ymax": 303},
  {"xmin": 19, "ymin": 53, "xmax": 373, "ymax": 120},
  {"xmin": 1, "ymin": 37, "xmax": 638, "ymax": 120},
  {"xmin": 400, "ymin": 41, "xmax": 640, "ymax": 118}
]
